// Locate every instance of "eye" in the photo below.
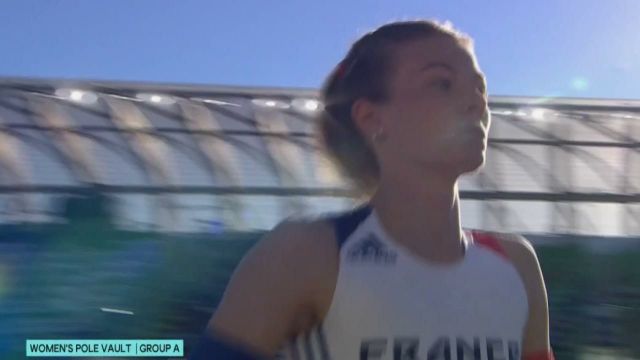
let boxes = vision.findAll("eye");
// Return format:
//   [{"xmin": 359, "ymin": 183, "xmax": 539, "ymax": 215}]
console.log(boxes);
[
  {"xmin": 477, "ymin": 81, "xmax": 487, "ymax": 95},
  {"xmin": 475, "ymin": 75, "xmax": 487, "ymax": 95},
  {"xmin": 432, "ymin": 78, "xmax": 452, "ymax": 91}
]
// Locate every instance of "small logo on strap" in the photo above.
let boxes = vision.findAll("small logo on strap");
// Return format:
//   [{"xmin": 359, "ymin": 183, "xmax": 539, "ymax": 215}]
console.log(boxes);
[{"xmin": 347, "ymin": 233, "xmax": 397, "ymax": 264}]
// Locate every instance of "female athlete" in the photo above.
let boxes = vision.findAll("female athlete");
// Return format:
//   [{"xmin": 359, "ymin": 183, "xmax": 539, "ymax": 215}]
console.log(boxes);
[{"xmin": 190, "ymin": 19, "xmax": 554, "ymax": 360}]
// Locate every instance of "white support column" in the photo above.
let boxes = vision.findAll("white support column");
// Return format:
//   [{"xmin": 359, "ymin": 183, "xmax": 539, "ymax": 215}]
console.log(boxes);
[
  {"xmin": 254, "ymin": 109, "xmax": 308, "ymax": 218},
  {"xmin": 27, "ymin": 96, "xmax": 100, "ymax": 183},
  {"xmin": 103, "ymin": 97, "xmax": 177, "ymax": 232},
  {"xmin": 179, "ymin": 100, "xmax": 246, "ymax": 230}
]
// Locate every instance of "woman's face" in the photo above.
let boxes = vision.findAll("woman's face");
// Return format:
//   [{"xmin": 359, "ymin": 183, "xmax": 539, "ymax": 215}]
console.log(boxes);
[{"xmin": 375, "ymin": 34, "xmax": 490, "ymax": 178}]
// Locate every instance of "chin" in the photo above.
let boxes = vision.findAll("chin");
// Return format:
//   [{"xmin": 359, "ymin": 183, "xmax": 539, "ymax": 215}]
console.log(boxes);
[{"xmin": 458, "ymin": 152, "xmax": 486, "ymax": 175}]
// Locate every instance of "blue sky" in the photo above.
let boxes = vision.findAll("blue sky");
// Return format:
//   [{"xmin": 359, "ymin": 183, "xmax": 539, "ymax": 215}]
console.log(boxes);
[{"xmin": 0, "ymin": 0, "xmax": 638, "ymax": 99}]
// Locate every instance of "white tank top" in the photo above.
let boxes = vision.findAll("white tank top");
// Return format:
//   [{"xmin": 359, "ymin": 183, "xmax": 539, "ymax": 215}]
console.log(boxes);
[{"xmin": 277, "ymin": 204, "xmax": 528, "ymax": 360}]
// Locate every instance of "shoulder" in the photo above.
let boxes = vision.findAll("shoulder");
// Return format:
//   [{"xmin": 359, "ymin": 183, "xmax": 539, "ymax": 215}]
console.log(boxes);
[
  {"xmin": 207, "ymin": 215, "xmax": 339, "ymax": 353},
  {"xmin": 257, "ymin": 214, "xmax": 338, "ymax": 265},
  {"xmin": 474, "ymin": 231, "xmax": 548, "ymax": 319},
  {"xmin": 486, "ymin": 231, "xmax": 541, "ymax": 281},
  {"xmin": 472, "ymin": 230, "xmax": 546, "ymax": 302},
  {"xmin": 250, "ymin": 214, "xmax": 341, "ymax": 317},
  {"xmin": 242, "ymin": 215, "xmax": 338, "ymax": 297},
  {"xmin": 473, "ymin": 234, "xmax": 552, "ymax": 355},
  {"xmin": 268, "ymin": 204, "xmax": 370, "ymax": 257},
  {"xmin": 473, "ymin": 230, "xmax": 538, "ymax": 269},
  {"xmin": 220, "ymin": 215, "xmax": 337, "ymax": 296}
]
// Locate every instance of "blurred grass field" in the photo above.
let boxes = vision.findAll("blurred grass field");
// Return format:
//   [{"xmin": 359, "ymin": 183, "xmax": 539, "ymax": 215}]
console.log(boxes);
[{"xmin": 0, "ymin": 224, "xmax": 638, "ymax": 359}]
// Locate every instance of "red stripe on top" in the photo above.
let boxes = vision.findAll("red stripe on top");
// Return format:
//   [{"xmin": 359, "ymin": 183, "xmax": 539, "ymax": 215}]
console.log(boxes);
[
  {"xmin": 471, "ymin": 231, "xmax": 509, "ymax": 261},
  {"xmin": 524, "ymin": 350, "xmax": 555, "ymax": 360}
]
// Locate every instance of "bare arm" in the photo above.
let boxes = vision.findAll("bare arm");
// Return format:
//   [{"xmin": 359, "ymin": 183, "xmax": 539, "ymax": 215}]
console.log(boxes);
[
  {"xmin": 497, "ymin": 234, "xmax": 553, "ymax": 359},
  {"xmin": 202, "ymin": 219, "xmax": 335, "ymax": 358}
]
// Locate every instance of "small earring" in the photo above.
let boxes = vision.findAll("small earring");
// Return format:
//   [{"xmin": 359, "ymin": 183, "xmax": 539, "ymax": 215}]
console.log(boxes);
[{"xmin": 372, "ymin": 128, "xmax": 385, "ymax": 143}]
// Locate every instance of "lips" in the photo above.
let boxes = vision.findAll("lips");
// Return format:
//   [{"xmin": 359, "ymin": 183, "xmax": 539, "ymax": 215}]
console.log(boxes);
[{"xmin": 467, "ymin": 126, "xmax": 486, "ymax": 138}]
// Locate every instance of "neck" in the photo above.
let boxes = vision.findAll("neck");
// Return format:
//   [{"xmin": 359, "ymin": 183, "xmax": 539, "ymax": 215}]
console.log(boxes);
[{"xmin": 369, "ymin": 168, "xmax": 465, "ymax": 263}]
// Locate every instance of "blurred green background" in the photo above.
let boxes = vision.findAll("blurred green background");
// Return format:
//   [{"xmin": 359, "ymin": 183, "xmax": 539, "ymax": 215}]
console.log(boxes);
[{"xmin": 1, "ymin": 220, "xmax": 639, "ymax": 359}]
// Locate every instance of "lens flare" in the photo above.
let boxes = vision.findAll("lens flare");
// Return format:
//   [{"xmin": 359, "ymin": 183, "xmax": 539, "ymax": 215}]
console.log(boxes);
[{"xmin": 571, "ymin": 77, "xmax": 589, "ymax": 91}]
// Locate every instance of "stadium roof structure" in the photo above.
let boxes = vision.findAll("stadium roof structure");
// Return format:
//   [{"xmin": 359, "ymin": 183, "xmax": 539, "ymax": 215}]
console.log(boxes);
[{"xmin": 0, "ymin": 77, "xmax": 639, "ymax": 235}]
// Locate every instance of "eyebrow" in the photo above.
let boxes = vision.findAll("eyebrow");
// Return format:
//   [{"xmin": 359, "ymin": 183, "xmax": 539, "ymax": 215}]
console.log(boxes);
[
  {"xmin": 421, "ymin": 62, "xmax": 487, "ymax": 84},
  {"xmin": 420, "ymin": 62, "xmax": 455, "ymax": 73}
]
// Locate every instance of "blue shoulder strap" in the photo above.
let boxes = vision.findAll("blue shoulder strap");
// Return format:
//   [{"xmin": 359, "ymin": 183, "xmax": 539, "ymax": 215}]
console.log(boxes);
[{"xmin": 330, "ymin": 203, "xmax": 372, "ymax": 250}]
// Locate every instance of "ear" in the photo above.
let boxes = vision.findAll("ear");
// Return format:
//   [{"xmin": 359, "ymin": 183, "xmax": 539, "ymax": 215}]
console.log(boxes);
[{"xmin": 351, "ymin": 98, "xmax": 382, "ymax": 140}]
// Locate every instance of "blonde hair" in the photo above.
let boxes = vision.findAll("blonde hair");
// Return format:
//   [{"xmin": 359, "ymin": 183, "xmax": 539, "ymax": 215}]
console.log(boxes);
[{"xmin": 315, "ymin": 20, "xmax": 472, "ymax": 198}]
